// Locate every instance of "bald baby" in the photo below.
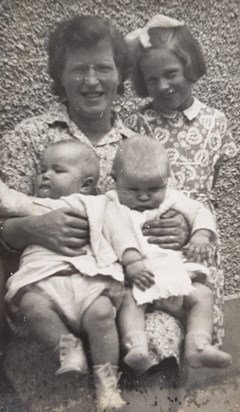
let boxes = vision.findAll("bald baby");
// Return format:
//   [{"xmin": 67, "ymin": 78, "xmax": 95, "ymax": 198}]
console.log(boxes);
[
  {"xmin": 112, "ymin": 135, "xmax": 170, "ymax": 211},
  {"xmin": 36, "ymin": 140, "xmax": 100, "ymax": 199}
]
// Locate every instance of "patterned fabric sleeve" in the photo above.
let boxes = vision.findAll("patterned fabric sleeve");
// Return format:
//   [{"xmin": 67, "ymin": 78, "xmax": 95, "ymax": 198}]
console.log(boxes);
[
  {"xmin": 124, "ymin": 112, "xmax": 153, "ymax": 136},
  {"xmin": 216, "ymin": 111, "xmax": 238, "ymax": 164},
  {"xmin": 0, "ymin": 119, "xmax": 42, "ymax": 195}
]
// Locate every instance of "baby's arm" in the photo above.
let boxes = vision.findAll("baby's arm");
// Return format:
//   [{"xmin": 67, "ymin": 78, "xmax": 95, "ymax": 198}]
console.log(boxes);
[
  {"xmin": 104, "ymin": 199, "xmax": 155, "ymax": 290},
  {"xmin": 167, "ymin": 190, "xmax": 216, "ymax": 264},
  {"xmin": 122, "ymin": 249, "xmax": 155, "ymax": 291},
  {"xmin": 0, "ymin": 183, "xmax": 89, "ymax": 255},
  {"xmin": 0, "ymin": 180, "xmax": 47, "ymax": 217},
  {"xmin": 0, "ymin": 180, "xmax": 89, "ymax": 218},
  {"xmin": 164, "ymin": 190, "xmax": 216, "ymax": 238}
]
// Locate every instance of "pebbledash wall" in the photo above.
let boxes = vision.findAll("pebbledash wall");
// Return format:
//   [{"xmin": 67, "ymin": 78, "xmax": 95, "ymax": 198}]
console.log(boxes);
[{"xmin": 0, "ymin": 0, "xmax": 239, "ymax": 294}]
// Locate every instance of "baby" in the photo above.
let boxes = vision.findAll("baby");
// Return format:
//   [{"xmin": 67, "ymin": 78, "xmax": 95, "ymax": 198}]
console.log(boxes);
[
  {"xmin": 2, "ymin": 139, "xmax": 146, "ymax": 411},
  {"xmin": 109, "ymin": 135, "xmax": 232, "ymax": 375}
]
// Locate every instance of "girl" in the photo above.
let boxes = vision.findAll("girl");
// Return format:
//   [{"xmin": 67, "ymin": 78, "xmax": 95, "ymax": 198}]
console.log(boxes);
[{"xmin": 125, "ymin": 14, "xmax": 238, "ymax": 349}]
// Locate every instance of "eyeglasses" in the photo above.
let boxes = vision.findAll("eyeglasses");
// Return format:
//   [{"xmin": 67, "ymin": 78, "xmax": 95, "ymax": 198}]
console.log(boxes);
[{"xmin": 70, "ymin": 64, "xmax": 115, "ymax": 80}]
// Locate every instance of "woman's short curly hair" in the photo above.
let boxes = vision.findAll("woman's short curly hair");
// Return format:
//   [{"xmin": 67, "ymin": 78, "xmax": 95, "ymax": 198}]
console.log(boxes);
[
  {"xmin": 48, "ymin": 15, "xmax": 130, "ymax": 99},
  {"xmin": 131, "ymin": 25, "xmax": 207, "ymax": 98}
]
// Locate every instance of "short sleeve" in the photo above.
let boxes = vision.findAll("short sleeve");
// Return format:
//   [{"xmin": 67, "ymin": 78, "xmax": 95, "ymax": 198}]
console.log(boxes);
[
  {"xmin": 125, "ymin": 112, "xmax": 153, "ymax": 136},
  {"xmin": 0, "ymin": 120, "xmax": 43, "ymax": 195}
]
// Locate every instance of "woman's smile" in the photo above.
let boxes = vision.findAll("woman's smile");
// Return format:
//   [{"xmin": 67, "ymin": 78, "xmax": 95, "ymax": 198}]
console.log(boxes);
[
  {"xmin": 81, "ymin": 91, "xmax": 105, "ymax": 104},
  {"xmin": 81, "ymin": 92, "xmax": 104, "ymax": 98}
]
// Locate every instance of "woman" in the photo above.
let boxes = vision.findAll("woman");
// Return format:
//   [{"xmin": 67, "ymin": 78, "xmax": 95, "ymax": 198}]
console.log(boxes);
[{"xmin": 0, "ymin": 14, "xmax": 186, "ymax": 389}]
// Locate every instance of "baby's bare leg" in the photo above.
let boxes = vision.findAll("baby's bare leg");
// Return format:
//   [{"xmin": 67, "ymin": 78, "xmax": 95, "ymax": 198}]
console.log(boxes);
[
  {"xmin": 19, "ymin": 290, "xmax": 88, "ymax": 375},
  {"xmin": 186, "ymin": 282, "xmax": 213, "ymax": 335},
  {"xmin": 118, "ymin": 288, "xmax": 151, "ymax": 375},
  {"xmin": 184, "ymin": 283, "xmax": 231, "ymax": 368},
  {"xmin": 82, "ymin": 295, "xmax": 126, "ymax": 410},
  {"xmin": 118, "ymin": 287, "xmax": 146, "ymax": 335},
  {"xmin": 19, "ymin": 291, "xmax": 69, "ymax": 349},
  {"xmin": 82, "ymin": 295, "xmax": 119, "ymax": 366}
]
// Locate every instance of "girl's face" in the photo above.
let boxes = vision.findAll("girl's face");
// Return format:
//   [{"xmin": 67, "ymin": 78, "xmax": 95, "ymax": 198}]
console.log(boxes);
[
  {"xmin": 61, "ymin": 38, "xmax": 121, "ymax": 119},
  {"xmin": 140, "ymin": 48, "xmax": 193, "ymax": 114}
]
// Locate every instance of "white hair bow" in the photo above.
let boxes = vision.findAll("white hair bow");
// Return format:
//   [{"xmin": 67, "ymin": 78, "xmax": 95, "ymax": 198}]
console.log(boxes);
[{"xmin": 125, "ymin": 14, "xmax": 185, "ymax": 49}]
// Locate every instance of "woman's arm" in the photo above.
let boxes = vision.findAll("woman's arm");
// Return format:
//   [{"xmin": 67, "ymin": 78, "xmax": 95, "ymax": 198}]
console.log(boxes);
[
  {"xmin": 2, "ymin": 208, "xmax": 89, "ymax": 256},
  {"xmin": 142, "ymin": 209, "xmax": 189, "ymax": 250}
]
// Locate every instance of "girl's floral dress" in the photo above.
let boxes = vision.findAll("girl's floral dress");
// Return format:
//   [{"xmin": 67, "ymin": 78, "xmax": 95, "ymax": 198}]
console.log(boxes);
[{"xmin": 125, "ymin": 97, "xmax": 238, "ymax": 348}]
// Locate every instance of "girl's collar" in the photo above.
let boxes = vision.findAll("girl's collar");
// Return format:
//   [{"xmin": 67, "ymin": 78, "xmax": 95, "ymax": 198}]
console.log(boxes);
[
  {"xmin": 149, "ymin": 97, "xmax": 204, "ymax": 120},
  {"xmin": 182, "ymin": 98, "xmax": 204, "ymax": 120}
]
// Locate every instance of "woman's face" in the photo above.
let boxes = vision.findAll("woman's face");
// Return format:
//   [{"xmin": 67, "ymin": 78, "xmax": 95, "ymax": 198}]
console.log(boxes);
[
  {"xmin": 61, "ymin": 38, "xmax": 121, "ymax": 119},
  {"xmin": 140, "ymin": 48, "xmax": 193, "ymax": 113}
]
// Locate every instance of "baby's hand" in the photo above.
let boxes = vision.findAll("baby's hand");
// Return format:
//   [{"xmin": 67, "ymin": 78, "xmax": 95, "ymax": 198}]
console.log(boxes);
[
  {"xmin": 125, "ymin": 259, "xmax": 155, "ymax": 291},
  {"xmin": 184, "ymin": 229, "xmax": 213, "ymax": 264}
]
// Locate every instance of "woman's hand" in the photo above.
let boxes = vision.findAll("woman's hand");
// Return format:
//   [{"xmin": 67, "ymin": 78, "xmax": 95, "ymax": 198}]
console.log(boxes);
[
  {"xmin": 142, "ymin": 209, "xmax": 189, "ymax": 250},
  {"xmin": 3, "ymin": 208, "xmax": 89, "ymax": 256}
]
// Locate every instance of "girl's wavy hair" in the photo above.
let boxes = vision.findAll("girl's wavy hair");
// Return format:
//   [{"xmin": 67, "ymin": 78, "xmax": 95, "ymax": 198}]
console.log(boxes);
[
  {"xmin": 48, "ymin": 15, "xmax": 130, "ymax": 99},
  {"xmin": 131, "ymin": 25, "xmax": 206, "ymax": 97}
]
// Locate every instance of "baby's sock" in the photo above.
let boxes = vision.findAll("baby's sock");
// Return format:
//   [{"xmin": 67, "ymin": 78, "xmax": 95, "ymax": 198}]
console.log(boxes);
[
  {"xmin": 55, "ymin": 333, "xmax": 88, "ymax": 375},
  {"xmin": 185, "ymin": 331, "xmax": 232, "ymax": 368},
  {"xmin": 93, "ymin": 363, "xmax": 126, "ymax": 411},
  {"xmin": 122, "ymin": 330, "xmax": 151, "ymax": 375}
]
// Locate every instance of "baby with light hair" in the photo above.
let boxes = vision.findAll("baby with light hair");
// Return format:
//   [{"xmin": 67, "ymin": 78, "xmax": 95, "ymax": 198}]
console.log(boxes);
[{"xmin": 109, "ymin": 135, "xmax": 231, "ymax": 375}]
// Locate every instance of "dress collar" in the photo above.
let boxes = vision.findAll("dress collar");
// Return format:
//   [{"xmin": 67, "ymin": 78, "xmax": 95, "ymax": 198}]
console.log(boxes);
[
  {"xmin": 147, "ymin": 97, "xmax": 204, "ymax": 121},
  {"xmin": 182, "ymin": 98, "xmax": 204, "ymax": 121},
  {"xmin": 44, "ymin": 102, "xmax": 135, "ymax": 146}
]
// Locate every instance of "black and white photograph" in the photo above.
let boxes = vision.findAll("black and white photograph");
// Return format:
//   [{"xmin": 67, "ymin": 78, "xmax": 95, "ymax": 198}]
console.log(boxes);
[{"xmin": 0, "ymin": 1, "xmax": 239, "ymax": 411}]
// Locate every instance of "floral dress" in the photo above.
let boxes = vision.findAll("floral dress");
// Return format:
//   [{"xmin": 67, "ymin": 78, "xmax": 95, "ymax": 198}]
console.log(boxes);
[
  {"xmin": 0, "ymin": 102, "xmax": 182, "ymax": 365},
  {"xmin": 125, "ymin": 97, "xmax": 238, "ymax": 347}
]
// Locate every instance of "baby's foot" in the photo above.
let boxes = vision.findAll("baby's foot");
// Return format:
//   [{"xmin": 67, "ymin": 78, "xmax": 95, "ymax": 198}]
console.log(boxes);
[
  {"xmin": 94, "ymin": 363, "xmax": 126, "ymax": 411},
  {"xmin": 123, "ymin": 348, "xmax": 151, "ymax": 376},
  {"xmin": 185, "ymin": 332, "xmax": 232, "ymax": 368},
  {"xmin": 123, "ymin": 331, "xmax": 151, "ymax": 375},
  {"xmin": 55, "ymin": 334, "xmax": 88, "ymax": 375},
  {"xmin": 95, "ymin": 390, "xmax": 126, "ymax": 411}
]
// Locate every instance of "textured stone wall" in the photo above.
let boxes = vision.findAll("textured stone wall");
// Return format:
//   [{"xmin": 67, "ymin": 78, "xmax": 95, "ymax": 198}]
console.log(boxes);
[{"xmin": 0, "ymin": 0, "xmax": 239, "ymax": 293}]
